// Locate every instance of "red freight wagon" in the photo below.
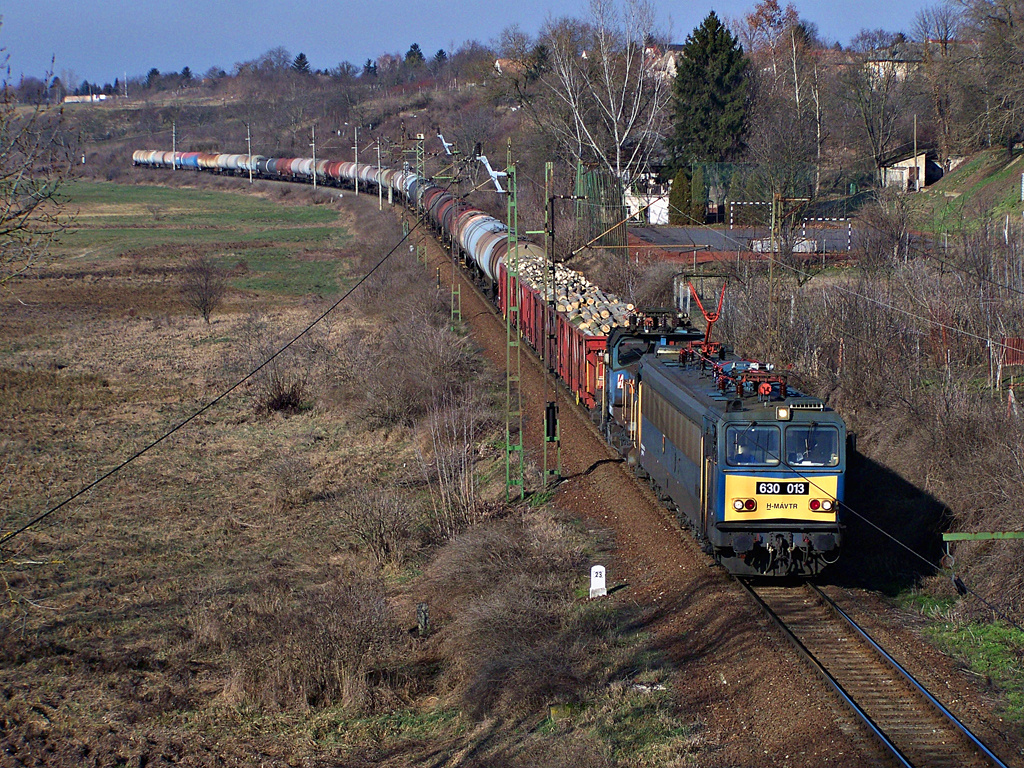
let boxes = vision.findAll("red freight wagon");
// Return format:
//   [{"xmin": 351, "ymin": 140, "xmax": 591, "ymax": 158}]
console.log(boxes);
[{"xmin": 498, "ymin": 262, "xmax": 606, "ymax": 409}]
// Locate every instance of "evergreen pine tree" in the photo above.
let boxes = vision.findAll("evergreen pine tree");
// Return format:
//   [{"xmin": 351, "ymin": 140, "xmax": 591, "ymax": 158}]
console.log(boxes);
[
  {"xmin": 668, "ymin": 168, "xmax": 692, "ymax": 225},
  {"xmin": 405, "ymin": 43, "xmax": 425, "ymax": 67},
  {"xmin": 292, "ymin": 52, "xmax": 312, "ymax": 75},
  {"xmin": 670, "ymin": 12, "xmax": 750, "ymax": 166},
  {"xmin": 690, "ymin": 165, "xmax": 707, "ymax": 224}
]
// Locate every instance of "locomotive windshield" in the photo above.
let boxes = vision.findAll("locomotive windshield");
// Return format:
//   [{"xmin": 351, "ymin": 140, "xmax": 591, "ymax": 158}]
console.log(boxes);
[
  {"xmin": 725, "ymin": 425, "xmax": 781, "ymax": 466},
  {"xmin": 616, "ymin": 337, "xmax": 655, "ymax": 367},
  {"xmin": 785, "ymin": 424, "xmax": 840, "ymax": 467}
]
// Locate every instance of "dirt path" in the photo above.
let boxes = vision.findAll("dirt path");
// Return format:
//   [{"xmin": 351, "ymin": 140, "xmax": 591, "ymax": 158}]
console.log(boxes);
[{"xmin": 419, "ymin": 232, "xmax": 872, "ymax": 767}]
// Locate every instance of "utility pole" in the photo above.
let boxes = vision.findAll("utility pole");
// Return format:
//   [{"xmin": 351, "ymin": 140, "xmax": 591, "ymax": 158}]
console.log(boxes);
[
  {"xmin": 433, "ymin": 132, "xmax": 463, "ymax": 329},
  {"xmin": 543, "ymin": 163, "xmax": 561, "ymax": 485},
  {"xmin": 541, "ymin": 183, "xmax": 589, "ymax": 485},
  {"xmin": 354, "ymin": 125, "xmax": 359, "ymax": 196},
  {"xmin": 766, "ymin": 193, "xmax": 808, "ymax": 360},
  {"xmin": 414, "ymin": 134, "xmax": 425, "ymax": 263},
  {"xmin": 526, "ymin": 164, "xmax": 558, "ymax": 484},
  {"xmin": 913, "ymin": 114, "xmax": 918, "ymax": 192},
  {"xmin": 377, "ymin": 139, "xmax": 382, "ymax": 210},
  {"xmin": 311, "ymin": 124, "xmax": 317, "ymax": 191},
  {"xmin": 246, "ymin": 123, "xmax": 253, "ymax": 184},
  {"xmin": 171, "ymin": 121, "xmax": 177, "ymax": 169},
  {"xmin": 768, "ymin": 192, "xmax": 778, "ymax": 358},
  {"xmin": 505, "ymin": 141, "xmax": 524, "ymax": 501}
]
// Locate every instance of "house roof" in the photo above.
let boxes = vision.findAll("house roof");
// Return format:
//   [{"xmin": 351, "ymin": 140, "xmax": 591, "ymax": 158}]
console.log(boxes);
[{"xmin": 880, "ymin": 148, "xmax": 939, "ymax": 166}]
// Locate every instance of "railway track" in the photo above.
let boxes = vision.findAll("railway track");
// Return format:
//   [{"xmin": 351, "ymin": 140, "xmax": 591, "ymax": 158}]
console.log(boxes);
[
  {"xmin": 431, "ymin": 214, "xmax": 1015, "ymax": 766},
  {"xmin": 742, "ymin": 580, "xmax": 1011, "ymax": 767},
  {"xmin": 423, "ymin": 207, "xmax": 1017, "ymax": 766}
]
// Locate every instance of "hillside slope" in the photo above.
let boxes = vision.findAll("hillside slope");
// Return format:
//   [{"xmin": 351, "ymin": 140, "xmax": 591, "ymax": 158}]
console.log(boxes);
[{"xmin": 919, "ymin": 149, "xmax": 1024, "ymax": 233}]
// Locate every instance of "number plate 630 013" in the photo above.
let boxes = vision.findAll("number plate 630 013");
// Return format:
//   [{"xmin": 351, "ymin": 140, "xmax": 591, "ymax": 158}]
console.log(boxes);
[{"xmin": 757, "ymin": 481, "xmax": 809, "ymax": 495}]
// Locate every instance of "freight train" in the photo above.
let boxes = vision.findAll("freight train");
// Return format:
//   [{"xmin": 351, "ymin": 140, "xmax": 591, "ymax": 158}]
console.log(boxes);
[{"xmin": 133, "ymin": 148, "xmax": 847, "ymax": 576}]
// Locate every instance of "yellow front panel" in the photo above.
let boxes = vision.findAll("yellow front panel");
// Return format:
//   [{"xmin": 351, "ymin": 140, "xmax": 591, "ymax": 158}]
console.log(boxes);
[{"xmin": 724, "ymin": 474, "xmax": 839, "ymax": 523}]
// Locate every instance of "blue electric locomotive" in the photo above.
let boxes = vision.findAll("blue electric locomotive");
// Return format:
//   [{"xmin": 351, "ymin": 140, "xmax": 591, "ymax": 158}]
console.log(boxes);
[{"xmin": 605, "ymin": 318, "xmax": 846, "ymax": 577}]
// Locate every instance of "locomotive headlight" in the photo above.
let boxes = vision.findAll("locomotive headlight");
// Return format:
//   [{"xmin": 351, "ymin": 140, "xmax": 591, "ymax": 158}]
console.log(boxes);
[
  {"xmin": 776, "ymin": 406, "xmax": 791, "ymax": 421},
  {"xmin": 733, "ymin": 499, "xmax": 745, "ymax": 511},
  {"xmin": 821, "ymin": 499, "xmax": 834, "ymax": 511}
]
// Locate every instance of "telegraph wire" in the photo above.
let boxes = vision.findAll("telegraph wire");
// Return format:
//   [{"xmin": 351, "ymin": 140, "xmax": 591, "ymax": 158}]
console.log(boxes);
[
  {"xmin": 0, "ymin": 187, "xmax": 442, "ymax": 551},
  {"xmin": 23, "ymin": 156, "xmax": 1021, "ymax": 628},
  {"xmin": 695, "ymin": 327, "xmax": 1023, "ymax": 630}
]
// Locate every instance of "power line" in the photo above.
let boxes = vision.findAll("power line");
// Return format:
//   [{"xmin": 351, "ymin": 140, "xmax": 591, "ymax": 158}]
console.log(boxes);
[
  {"xmin": 700, "ymin": 356, "xmax": 938, "ymax": 568},
  {"xmin": 515, "ymin": 178, "xmax": 1023, "ymax": 623},
  {"xmin": 687, "ymin": 246, "xmax": 1024, "ymax": 624},
  {"xmin": 0, "ymin": 200, "xmax": 432, "ymax": 551}
]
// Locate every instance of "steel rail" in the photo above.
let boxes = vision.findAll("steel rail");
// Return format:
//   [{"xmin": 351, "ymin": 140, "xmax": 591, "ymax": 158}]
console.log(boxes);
[
  {"xmin": 809, "ymin": 584, "xmax": 1010, "ymax": 768},
  {"xmin": 414, "ymin": 174, "xmax": 1008, "ymax": 767},
  {"xmin": 737, "ymin": 578, "xmax": 915, "ymax": 768}
]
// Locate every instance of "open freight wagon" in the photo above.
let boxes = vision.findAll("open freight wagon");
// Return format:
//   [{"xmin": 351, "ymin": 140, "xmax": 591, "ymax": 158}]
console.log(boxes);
[{"xmin": 498, "ymin": 264, "xmax": 606, "ymax": 410}]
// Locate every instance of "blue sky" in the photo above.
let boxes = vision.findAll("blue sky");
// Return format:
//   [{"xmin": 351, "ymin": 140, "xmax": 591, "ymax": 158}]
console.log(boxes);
[{"xmin": 5, "ymin": 1, "xmax": 933, "ymax": 85}]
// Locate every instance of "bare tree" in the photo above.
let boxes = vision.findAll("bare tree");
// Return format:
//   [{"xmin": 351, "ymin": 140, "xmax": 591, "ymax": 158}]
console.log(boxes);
[
  {"xmin": 506, "ymin": 0, "xmax": 669, "ymax": 182},
  {"xmin": 0, "ymin": 54, "xmax": 73, "ymax": 287},
  {"xmin": 418, "ymin": 390, "xmax": 488, "ymax": 540},
  {"xmin": 914, "ymin": 4, "xmax": 965, "ymax": 166},
  {"xmin": 854, "ymin": 187, "xmax": 918, "ymax": 270},
  {"xmin": 737, "ymin": 0, "xmax": 802, "ymax": 89},
  {"xmin": 180, "ymin": 253, "xmax": 227, "ymax": 323},
  {"xmin": 841, "ymin": 30, "xmax": 917, "ymax": 184},
  {"xmin": 331, "ymin": 486, "xmax": 416, "ymax": 566},
  {"xmin": 744, "ymin": 22, "xmax": 828, "ymax": 198},
  {"xmin": 960, "ymin": 0, "xmax": 1024, "ymax": 153}
]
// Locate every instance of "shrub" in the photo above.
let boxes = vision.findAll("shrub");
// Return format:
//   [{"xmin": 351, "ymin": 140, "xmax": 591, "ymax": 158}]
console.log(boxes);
[
  {"xmin": 340, "ymin": 313, "xmax": 483, "ymax": 427},
  {"xmin": 211, "ymin": 566, "xmax": 402, "ymax": 712},
  {"xmin": 690, "ymin": 165, "xmax": 706, "ymax": 224},
  {"xmin": 180, "ymin": 251, "xmax": 227, "ymax": 323},
  {"xmin": 418, "ymin": 389, "xmax": 496, "ymax": 540},
  {"xmin": 331, "ymin": 486, "xmax": 418, "ymax": 566},
  {"xmin": 235, "ymin": 311, "xmax": 319, "ymax": 415},
  {"xmin": 423, "ymin": 513, "xmax": 598, "ymax": 717}
]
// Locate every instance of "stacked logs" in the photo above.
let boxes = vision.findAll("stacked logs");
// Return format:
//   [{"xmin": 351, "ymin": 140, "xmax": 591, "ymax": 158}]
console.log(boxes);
[{"xmin": 516, "ymin": 256, "xmax": 634, "ymax": 336}]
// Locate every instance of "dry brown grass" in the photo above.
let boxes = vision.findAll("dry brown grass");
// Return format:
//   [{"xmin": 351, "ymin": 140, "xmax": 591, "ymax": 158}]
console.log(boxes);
[
  {"xmin": 0, "ymin": 187, "xmax": 435, "ymax": 765},
  {"xmin": 0, "ymin": 179, "xmax": 697, "ymax": 768},
  {"xmin": 199, "ymin": 563, "xmax": 404, "ymax": 713},
  {"xmin": 421, "ymin": 512, "xmax": 601, "ymax": 718}
]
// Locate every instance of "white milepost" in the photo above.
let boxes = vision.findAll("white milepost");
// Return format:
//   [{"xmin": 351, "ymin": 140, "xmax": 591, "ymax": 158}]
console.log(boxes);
[{"xmin": 590, "ymin": 565, "xmax": 607, "ymax": 598}]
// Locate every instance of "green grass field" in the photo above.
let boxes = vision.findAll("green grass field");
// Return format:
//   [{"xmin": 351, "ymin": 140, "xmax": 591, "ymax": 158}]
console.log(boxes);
[{"xmin": 55, "ymin": 181, "xmax": 351, "ymax": 295}]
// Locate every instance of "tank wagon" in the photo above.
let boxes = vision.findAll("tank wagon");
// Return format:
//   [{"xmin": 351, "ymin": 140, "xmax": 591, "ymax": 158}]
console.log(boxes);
[{"xmin": 133, "ymin": 148, "xmax": 846, "ymax": 576}]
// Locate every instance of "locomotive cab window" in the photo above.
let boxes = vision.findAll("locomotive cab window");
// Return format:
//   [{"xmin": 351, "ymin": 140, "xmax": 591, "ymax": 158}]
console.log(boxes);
[
  {"xmin": 785, "ymin": 424, "xmax": 840, "ymax": 467},
  {"xmin": 725, "ymin": 425, "xmax": 780, "ymax": 466},
  {"xmin": 615, "ymin": 338, "xmax": 655, "ymax": 367}
]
